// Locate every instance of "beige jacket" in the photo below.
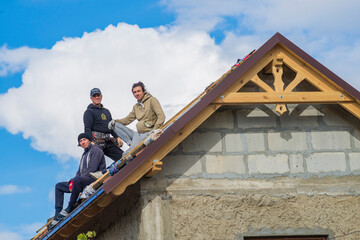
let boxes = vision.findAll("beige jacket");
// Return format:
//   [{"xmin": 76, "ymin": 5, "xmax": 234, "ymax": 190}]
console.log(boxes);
[{"xmin": 115, "ymin": 93, "xmax": 165, "ymax": 133}]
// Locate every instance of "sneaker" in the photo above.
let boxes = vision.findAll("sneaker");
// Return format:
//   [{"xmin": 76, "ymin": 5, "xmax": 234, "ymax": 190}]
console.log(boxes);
[
  {"xmin": 57, "ymin": 209, "xmax": 70, "ymax": 220},
  {"xmin": 90, "ymin": 171, "xmax": 103, "ymax": 179},
  {"xmin": 48, "ymin": 219, "xmax": 59, "ymax": 230}
]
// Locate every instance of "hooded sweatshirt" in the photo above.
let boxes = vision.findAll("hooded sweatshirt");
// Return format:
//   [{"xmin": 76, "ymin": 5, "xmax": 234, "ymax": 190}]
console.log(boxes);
[
  {"xmin": 83, "ymin": 103, "xmax": 118, "ymax": 139},
  {"xmin": 75, "ymin": 144, "xmax": 106, "ymax": 177},
  {"xmin": 115, "ymin": 92, "xmax": 165, "ymax": 133}
]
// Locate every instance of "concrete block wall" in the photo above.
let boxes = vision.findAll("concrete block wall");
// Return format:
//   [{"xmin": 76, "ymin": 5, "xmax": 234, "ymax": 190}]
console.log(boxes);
[
  {"xmin": 97, "ymin": 104, "xmax": 360, "ymax": 240},
  {"xmin": 162, "ymin": 104, "xmax": 360, "ymax": 179}
]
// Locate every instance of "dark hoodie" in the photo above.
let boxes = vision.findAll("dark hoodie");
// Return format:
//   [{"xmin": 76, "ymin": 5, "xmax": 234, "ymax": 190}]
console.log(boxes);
[
  {"xmin": 75, "ymin": 143, "xmax": 106, "ymax": 177},
  {"xmin": 83, "ymin": 103, "xmax": 118, "ymax": 139}
]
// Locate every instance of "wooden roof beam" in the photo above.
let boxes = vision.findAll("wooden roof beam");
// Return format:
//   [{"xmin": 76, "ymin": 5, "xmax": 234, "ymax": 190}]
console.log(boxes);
[{"xmin": 213, "ymin": 92, "xmax": 353, "ymax": 105}]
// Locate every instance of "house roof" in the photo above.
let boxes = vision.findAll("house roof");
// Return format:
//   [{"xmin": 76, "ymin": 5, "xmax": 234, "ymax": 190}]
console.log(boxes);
[{"xmin": 34, "ymin": 32, "xmax": 360, "ymax": 240}]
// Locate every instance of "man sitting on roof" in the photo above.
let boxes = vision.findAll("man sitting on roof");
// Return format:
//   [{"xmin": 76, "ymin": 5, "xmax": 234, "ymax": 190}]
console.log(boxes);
[
  {"xmin": 110, "ymin": 81, "xmax": 165, "ymax": 156},
  {"xmin": 49, "ymin": 133, "xmax": 106, "ymax": 229}
]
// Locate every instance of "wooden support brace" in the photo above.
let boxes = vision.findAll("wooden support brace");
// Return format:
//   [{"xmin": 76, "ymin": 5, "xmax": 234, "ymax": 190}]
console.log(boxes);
[
  {"xmin": 145, "ymin": 160, "xmax": 163, "ymax": 177},
  {"xmin": 213, "ymin": 92, "xmax": 353, "ymax": 104},
  {"xmin": 273, "ymin": 54, "xmax": 287, "ymax": 114}
]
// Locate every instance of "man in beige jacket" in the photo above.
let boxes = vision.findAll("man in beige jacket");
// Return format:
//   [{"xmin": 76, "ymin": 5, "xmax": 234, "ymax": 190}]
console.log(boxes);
[{"xmin": 109, "ymin": 81, "xmax": 165, "ymax": 158}]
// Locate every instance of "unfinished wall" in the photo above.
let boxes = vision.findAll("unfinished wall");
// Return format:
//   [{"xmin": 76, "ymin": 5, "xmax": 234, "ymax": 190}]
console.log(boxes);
[{"xmin": 98, "ymin": 105, "xmax": 360, "ymax": 240}]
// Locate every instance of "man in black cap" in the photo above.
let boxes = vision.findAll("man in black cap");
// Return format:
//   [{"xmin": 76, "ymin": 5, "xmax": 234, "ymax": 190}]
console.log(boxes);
[
  {"xmin": 83, "ymin": 88, "xmax": 123, "ymax": 161},
  {"xmin": 49, "ymin": 133, "xmax": 106, "ymax": 228}
]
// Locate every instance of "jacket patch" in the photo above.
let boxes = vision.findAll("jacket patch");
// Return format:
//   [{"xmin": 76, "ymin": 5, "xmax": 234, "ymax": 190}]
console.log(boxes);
[{"xmin": 101, "ymin": 113, "xmax": 107, "ymax": 120}]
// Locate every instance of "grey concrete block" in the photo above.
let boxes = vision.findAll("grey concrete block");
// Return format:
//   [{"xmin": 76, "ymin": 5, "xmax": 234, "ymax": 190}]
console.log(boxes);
[
  {"xmin": 268, "ymin": 132, "xmax": 308, "ymax": 151},
  {"xmin": 198, "ymin": 110, "xmax": 234, "ymax": 129},
  {"xmin": 349, "ymin": 152, "xmax": 360, "ymax": 172},
  {"xmin": 305, "ymin": 152, "xmax": 346, "ymax": 173},
  {"xmin": 237, "ymin": 108, "xmax": 277, "ymax": 129},
  {"xmin": 311, "ymin": 131, "xmax": 351, "ymax": 150},
  {"xmin": 244, "ymin": 132, "xmax": 265, "ymax": 152},
  {"xmin": 353, "ymin": 129, "xmax": 360, "ymax": 150},
  {"xmin": 182, "ymin": 132, "xmax": 222, "ymax": 153},
  {"xmin": 248, "ymin": 154, "xmax": 289, "ymax": 174},
  {"xmin": 162, "ymin": 155, "xmax": 203, "ymax": 176},
  {"xmin": 289, "ymin": 154, "xmax": 304, "ymax": 174},
  {"xmin": 205, "ymin": 155, "xmax": 245, "ymax": 174},
  {"xmin": 224, "ymin": 133, "xmax": 243, "ymax": 152}
]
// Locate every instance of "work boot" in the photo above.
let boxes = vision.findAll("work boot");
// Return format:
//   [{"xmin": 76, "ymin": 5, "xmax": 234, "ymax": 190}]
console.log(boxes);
[{"xmin": 90, "ymin": 171, "xmax": 103, "ymax": 179}]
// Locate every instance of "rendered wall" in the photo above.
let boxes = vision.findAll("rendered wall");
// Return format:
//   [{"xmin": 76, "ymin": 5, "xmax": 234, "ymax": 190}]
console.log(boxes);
[{"xmin": 97, "ymin": 105, "xmax": 360, "ymax": 240}]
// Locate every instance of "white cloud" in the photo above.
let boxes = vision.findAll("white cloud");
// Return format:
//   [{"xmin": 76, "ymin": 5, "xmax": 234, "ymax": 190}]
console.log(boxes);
[
  {"xmin": 0, "ymin": 45, "xmax": 46, "ymax": 77},
  {"xmin": 0, "ymin": 23, "xmax": 229, "ymax": 160},
  {"xmin": 0, "ymin": 185, "xmax": 31, "ymax": 195}
]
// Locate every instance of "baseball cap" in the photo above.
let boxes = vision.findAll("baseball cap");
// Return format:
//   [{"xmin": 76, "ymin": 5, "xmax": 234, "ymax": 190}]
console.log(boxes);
[{"xmin": 90, "ymin": 88, "xmax": 102, "ymax": 97}]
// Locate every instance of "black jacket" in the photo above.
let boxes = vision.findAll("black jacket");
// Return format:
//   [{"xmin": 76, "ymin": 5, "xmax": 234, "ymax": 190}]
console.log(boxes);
[{"xmin": 83, "ymin": 103, "xmax": 118, "ymax": 139}]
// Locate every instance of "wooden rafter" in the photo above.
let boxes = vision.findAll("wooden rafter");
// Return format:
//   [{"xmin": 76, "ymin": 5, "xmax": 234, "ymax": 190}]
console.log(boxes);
[
  {"xmin": 213, "ymin": 92, "xmax": 353, "ymax": 105},
  {"xmin": 249, "ymin": 74, "xmax": 274, "ymax": 93}
]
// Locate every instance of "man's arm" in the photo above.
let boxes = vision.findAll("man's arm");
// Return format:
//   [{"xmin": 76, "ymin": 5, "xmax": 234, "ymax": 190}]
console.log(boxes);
[
  {"xmin": 83, "ymin": 110, "xmax": 94, "ymax": 138},
  {"xmin": 85, "ymin": 147, "xmax": 106, "ymax": 176},
  {"xmin": 151, "ymin": 97, "xmax": 165, "ymax": 129},
  {"xmin": 115, "ymin": 107, "xmax": 136, "ymax": 125},
  {"xmin": 107, "ymin": 110, "xmax": 119, "ymax": 138}
]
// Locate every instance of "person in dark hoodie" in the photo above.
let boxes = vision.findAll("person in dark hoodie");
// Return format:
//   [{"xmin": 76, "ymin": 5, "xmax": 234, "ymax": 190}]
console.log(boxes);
[
  {"xmin": 83, "ymin": 88, "xmax": 123, "ymax": 161},
  {"xmin": 49, "ymin": 133, "xmax": 106, "ymax": 229}
]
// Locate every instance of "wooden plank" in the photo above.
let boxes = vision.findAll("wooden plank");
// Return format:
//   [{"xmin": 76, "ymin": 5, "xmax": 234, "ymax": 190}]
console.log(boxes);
[
  {"xmin": 111, "ymin": 104, "xmax": 220, "ymax": 196},
  {"xmin": 340, "ymin": 102, "xmax": 360, "ymax": 121},
  {"xmin": 250, "ymin": 74, "xmax": 274, "ymax": 93},
  {"xmin": 280, "ymin": 48, "xmax": 337, "ymax": 92},
  {"xmin": 284, "ymin": 72, "xmax": 305, "ymax": 93},
  {"xmin": 213, "ymin": 92, "xmax": 353, "ymax": 104},
  {"xmin": 31, "ymin": 228, "xmax": 48, "ymax": 240}
]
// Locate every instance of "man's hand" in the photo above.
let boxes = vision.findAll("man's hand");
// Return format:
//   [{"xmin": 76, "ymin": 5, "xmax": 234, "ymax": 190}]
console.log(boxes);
[
  {"xmin": 117, "ymin": 137, "xmax": 123, "ymax": 148},
  {"xmin": 108, "ymin": 120, "xmax": 116, "ymax": 130}
]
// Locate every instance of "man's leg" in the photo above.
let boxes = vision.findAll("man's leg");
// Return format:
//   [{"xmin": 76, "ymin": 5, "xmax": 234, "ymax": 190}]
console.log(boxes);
[
  {"xmin": 122, "ymin": 131, "xmax": 150, "ymax": 157},
  {"xmin": 55, "ymin": 182, "xmax": 70, "ymax": 211},
  {"xmin": 103, "ymin": 140, "xmax": 123, "ymax": 161},
  {"xmin": 50, "ymin": 181, "xmax": 70, "ymax": 227},
  {"xmin": 67, "ymin": 176, "xmax": 94, "ymax": 211},
  {"xmin": 112, "ymin": 122, "xmax": 135, "ymax": 146}
]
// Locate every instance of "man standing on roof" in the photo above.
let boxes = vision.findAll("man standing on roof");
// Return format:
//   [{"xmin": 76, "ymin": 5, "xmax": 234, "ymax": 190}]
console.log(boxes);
[
  {"xmin": 109, "ymin": 81, "xmax": 165, "ymax": 158},
  {"xmin": 49, "ymin": 133, "xmax": 106, "ymax": 229},
  {"xmin": 83, "ymin": 88, "xmax": 123, "ymax": 161}
]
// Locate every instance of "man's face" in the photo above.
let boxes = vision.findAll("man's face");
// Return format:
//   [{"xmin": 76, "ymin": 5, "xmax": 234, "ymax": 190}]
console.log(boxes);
[
  {"xmin": 132, "ymin": 86, "xmax": 145, "ymax": 101},
  {"xmin": 91, "ymin": 93, "xmax": 102, "ymax": 105},
  {"xmin": 79, "ymin": 138, "xmax": 91, "ymax": 149}
]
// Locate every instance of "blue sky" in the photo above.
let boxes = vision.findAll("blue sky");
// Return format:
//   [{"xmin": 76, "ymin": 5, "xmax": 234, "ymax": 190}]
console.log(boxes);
[{"xmin": 1, "ymin": 0, "xmax": 360, "ymax": 239}]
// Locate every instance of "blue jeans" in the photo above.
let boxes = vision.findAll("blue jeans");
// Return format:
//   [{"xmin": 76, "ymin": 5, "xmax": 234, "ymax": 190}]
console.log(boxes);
[{"xmin": 112, "ymin": 122, "xmax": 150, "ymax": 157}]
